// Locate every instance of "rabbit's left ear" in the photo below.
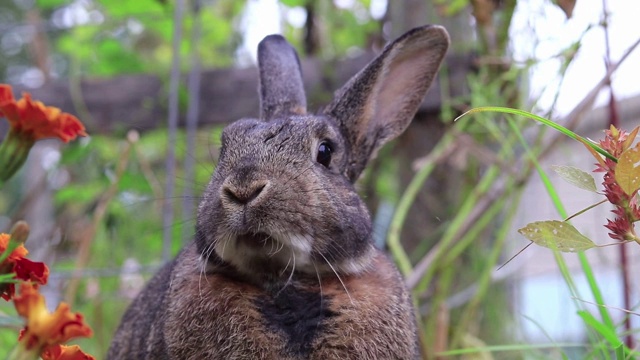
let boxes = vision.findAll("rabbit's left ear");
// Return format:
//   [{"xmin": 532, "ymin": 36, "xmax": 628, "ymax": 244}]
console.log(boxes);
[
  {"xmin": 258, "ymin": 35, "xmax": 307, "ymax": 121},
  {"xmin": 323, "ymin": 25, "xmax": 449, "ymax": 182}
]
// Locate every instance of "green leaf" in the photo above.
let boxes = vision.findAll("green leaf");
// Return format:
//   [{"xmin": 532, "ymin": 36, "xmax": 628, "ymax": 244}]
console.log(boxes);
[
  {"xmin": 518, "ymin": 220, "xmax": 596, "ymax": 252},
  {"xmin": 577, "ymin": 310, "xmax": 623, "ymax": 349},
  {"xmin": 615, "ymin": 143, "xmax": 640, "ymax": 196},
  {"xmin": 551, "ymin": 165, "xmax": 598, "ymax": 193}
]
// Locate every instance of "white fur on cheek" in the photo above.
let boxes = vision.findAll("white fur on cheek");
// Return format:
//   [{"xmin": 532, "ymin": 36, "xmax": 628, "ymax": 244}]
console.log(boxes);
[
  {"xmin": 286, "ymin": 234, "xmax": 313, "ymax": 267},
  {"xmin": 212, "ymin": 233, "xmax": 316, "ymax": 274}
]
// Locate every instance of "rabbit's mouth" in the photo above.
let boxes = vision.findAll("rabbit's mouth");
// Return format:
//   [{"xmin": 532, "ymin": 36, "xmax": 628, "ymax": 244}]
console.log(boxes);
[{"xmin": 235, "ymin": 232, "xmax": 273, "ymax": 249}]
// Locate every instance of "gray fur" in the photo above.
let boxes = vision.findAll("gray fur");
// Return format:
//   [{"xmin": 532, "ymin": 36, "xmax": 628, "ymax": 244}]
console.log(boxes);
[
  {"xmin": 258, "ymin": 35, "xmax": 307, "ymax": 120},
  {"xmin": 325, "ymin": 25, "xmax": 449, "ymax": 181},
  {"xmin": 108, "ymin": 25, "xmax": 449, "ymax": 360}
]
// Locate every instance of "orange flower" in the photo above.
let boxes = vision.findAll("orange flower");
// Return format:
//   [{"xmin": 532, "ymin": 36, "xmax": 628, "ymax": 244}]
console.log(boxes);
[
  {"xmin": 0, "ymin": 84, "xmax": 86, "ymax": 143},
  {"xmin": 0, "ymin": 233, "xmax": 49, "ymax": 301},
  {"xmin": 42, "ymin": 345, "xmax": 95, "ymax": 360},
  {"xmin": 14, "ymin": 283, "xmax": 93, "ymax": 351}
]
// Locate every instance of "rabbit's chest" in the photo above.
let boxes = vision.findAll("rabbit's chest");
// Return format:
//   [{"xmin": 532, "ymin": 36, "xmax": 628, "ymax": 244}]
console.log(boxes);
[
  {"xmin": 163, "ymin": 246, "xmax": 417, "ymax": 359},
  {"xmin": 165, "ymin": 275, "xmax": 342, "ymax": 359},
  {"xmin": 253, "ymin": 285, "xmax": 338, "ymax": 356}
]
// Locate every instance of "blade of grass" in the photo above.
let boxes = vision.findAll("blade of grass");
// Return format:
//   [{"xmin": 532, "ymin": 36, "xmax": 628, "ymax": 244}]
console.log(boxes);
[
  {"xmin": 615, "ymin": 344, "xmax": 625, "ymax": 360},
  {"xmin": 578, "ymin": 310, "xmax": 623, "ymax": 349},
  {"xmin": 436, "ymin": 342, "xmax": 587, "ymax": 356},
  {"xmin": 455, "ymin": 106, "xmax": 615, "ymax": 162}
]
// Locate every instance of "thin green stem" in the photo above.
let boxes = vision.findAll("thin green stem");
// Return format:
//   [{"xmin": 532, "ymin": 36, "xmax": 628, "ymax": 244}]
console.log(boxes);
[
  {"xmin": 440, "ymin": 193, "xmax": 508, "ymax": 266},
  {"xmin": 387, "ymin": 130, "xmax": 458, "ymax": 277},
  {"xmin": 451, "ymin": 179, "xmax": 522, "ymax": 348},
  {"xmin": 413, "ymin": 133, "xmax": 515, "ymax": 294}
]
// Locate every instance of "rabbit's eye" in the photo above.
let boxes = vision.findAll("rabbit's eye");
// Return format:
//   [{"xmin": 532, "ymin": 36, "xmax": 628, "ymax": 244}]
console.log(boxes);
[{"xmin": 316, "ymin": 141, "xmax": 332, "ymax": 168}]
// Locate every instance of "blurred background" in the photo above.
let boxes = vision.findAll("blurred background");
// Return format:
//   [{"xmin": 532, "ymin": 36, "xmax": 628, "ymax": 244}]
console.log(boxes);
[{"xmin": 0, "ymin": 0, "xmax": 639, "ymax": 358}]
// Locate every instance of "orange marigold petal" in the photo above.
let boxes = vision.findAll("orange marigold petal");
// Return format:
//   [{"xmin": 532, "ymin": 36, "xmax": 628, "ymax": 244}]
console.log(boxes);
[
  {"xmin": 50, "ymin": 303, "xmax": 93, "ymax": 343},
  {"xmin": 13, "ymin": 282, "xmax": 46, "ymax": 318},
  {"xmin": 0, "ymin": 84, "xmax": 17, "ymax": 120},
  {"xmin": 14, "ymin": 283, "xmax": 93, "ymax": 350},
  {"xmin": 0, "ymin": 84, "xmax": 15, "ymax": 106},
  {"xmin": 0, "ymin": 84, "xmax": 87, "ymax": 142},
  {"xmin": 7, "ymin": 243, "xmax": 29, "ymax": 261},
  {"xmin": 42, "ymin": 344, "xmax": 96, "ymax": 360},
  {"xmin": 56, "ymin": 113, "xmax": 87, "ymax": 142},
  {"xmin": 16, "ymin": 95, "xmax": 57, "ymax": 137},
  {"xmin": 0, "ymin": 233, "xmax": 9, "ymax": 252}
]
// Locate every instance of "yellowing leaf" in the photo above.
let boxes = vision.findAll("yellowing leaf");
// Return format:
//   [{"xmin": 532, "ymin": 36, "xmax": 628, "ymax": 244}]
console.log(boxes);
[
  {"xmin": 615, "ymin": 143, "xmax": 640, "ymax": 196},
  {"xmin": 578, "ymin": 138, "xmax": 608, "ymax": 168},
  {"xmin": 551, "ymin": 165, "xmax": 598, "ymax": 193},
  {"xmin": 518, "ymin": 220, "xmax": 596, "ymax": 252},
  {"xmin": 622, "ymin": 126, "xmax": 640, "ymax": 152}
]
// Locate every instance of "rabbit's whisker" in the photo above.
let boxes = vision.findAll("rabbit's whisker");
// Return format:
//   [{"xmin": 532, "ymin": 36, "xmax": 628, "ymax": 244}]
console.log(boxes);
[
  {"xmin": 313, "ymin": 262, "xmax": 324, "ymax": 320},
  {"xmin": 279, "ymin": 254, "xmax": 293, "ymax": 277},
  {"xmin": 219, "ymin": 234, "xmax": 231, "ymax": 260},
  {"xmin": 276, "ymin": 251, "xmax": 296, "ymax": 297},
  {"xmin": 197, "ymin": 239, "xmax": 217, "ymax": 296},
  {"xmin": 267, "ymin": 238, "xmax": 285, "ymax": 257},
  {"xmin": 319, "ymin": 253, "xmax": 353, "ymax": 306}
]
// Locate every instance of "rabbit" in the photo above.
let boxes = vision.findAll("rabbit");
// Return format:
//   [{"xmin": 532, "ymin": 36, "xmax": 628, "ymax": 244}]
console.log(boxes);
[{"xmin": 107, "ymin": 24, "xmax": 449, "ymax": 360}]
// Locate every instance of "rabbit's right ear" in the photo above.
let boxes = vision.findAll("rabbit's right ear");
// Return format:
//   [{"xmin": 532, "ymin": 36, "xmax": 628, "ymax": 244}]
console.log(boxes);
[
  {"xmin": 258, "ymin": 35, "xmax": 307, "ymax": 121},
  {"xmin": 324, "ymin": 25, "xmax": 449, "ymax": 182}
]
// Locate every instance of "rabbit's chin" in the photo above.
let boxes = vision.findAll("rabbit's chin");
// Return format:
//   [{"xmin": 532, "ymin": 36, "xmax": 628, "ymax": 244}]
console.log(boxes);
[{"xmin": 210, "ymin": 232, "xmax": 376, "ymax": 279}]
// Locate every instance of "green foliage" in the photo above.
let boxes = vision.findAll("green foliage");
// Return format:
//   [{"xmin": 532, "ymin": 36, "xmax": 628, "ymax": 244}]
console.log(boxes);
[
  {"xmin": 35, "ymin": 0, "xmax": 69, "ymax": 9},
  {"xmin": 280, "ymin": 0, "xmax": 381, "ymax": 58},
  {"xmin": 97, "ymin": 0, "xmax": 166, "ymax": 17},
  {"xmin": 551, "ymin": 165, "xmax": 598, "ymax": 193},
  {"xmin": 49, "ymin": 0, "xmax": 242, "ymax": 78},
  {"xmin": 518, "ymin": 220, "xmax": 596, "ymax": 252}
]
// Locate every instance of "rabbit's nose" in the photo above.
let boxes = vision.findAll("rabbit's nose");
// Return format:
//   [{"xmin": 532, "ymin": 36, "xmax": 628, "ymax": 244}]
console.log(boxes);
[{"xmin": 222, "ymin": 181, "xmax": 268, "ymax": 205}]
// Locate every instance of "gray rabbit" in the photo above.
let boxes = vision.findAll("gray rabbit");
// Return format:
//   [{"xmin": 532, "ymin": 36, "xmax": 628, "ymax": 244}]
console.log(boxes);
[{"xmin": 108, "ymin": 25, "xmax": 449, "ymax": 360}]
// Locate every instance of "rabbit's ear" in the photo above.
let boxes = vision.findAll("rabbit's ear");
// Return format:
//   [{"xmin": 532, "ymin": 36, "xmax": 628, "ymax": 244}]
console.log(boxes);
[
  {"xmin": 258, "ymin": 35, "xmax": 307, "ymax": 121},
  {"xmin": 324, "ymin": 25, "xmax": 449, "ymax": 181}
]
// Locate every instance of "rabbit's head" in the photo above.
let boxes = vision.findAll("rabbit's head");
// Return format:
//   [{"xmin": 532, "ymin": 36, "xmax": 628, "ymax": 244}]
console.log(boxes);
[{"xmin": 196, "ymin": 26, "xmax": 449, "ymax": 279}]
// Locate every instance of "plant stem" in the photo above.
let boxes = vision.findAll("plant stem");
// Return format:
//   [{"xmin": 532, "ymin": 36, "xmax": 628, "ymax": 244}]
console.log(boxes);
[
  {"xmin": 7, "ymin": 345, "xmax": 39, "ymax": 360},
  {"xmin": 387, "ymin": 130, "xmax": 459, "ymax": 277}
]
